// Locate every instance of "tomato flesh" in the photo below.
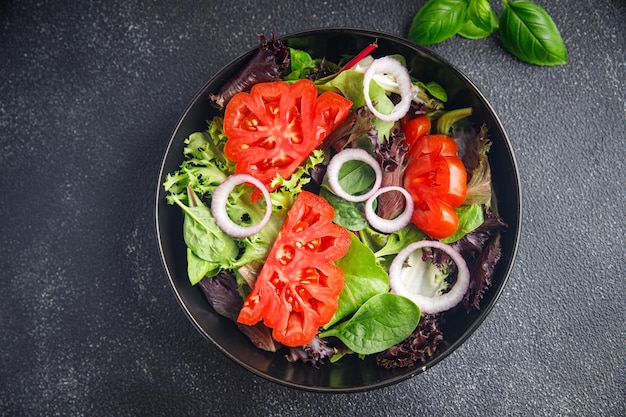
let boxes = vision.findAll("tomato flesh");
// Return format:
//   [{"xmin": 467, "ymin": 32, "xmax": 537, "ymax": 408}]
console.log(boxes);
[
  {"xmin": 404, "ymin": 134, "xmax": 467, "ymax": 239},
  {"xmin": 403, "ymin": 115, "xmax": 431, "ymax": 148},
  {"xmin": 224, "ymin": 80, "xmax": 352, "ymax": 191},
  {"xmin": 237, "ymin": 191, "xmax": 351, "ymax": 347}
]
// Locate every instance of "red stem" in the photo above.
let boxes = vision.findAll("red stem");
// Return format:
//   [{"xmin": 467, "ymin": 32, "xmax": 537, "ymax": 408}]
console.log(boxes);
[{"xmin": 341, "ymin": 40, "xmax": 379, "ymax": 70}]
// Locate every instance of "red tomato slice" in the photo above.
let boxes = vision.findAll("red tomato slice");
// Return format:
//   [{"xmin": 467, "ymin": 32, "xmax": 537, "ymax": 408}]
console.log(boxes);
[
  {"xmin": 224, "ymin": 80, "xmax": 352, "ymax": 191},
  {"xmin": 237, "ymin": 191, "xmax": 351, "ymax": 347},
  {"xmin": 403, "ymin": 115, "xmax": 431, "ymax": 148},
  {"xmin": 404, "ymin": 134, "xmax": 467, "ymax": 239}
]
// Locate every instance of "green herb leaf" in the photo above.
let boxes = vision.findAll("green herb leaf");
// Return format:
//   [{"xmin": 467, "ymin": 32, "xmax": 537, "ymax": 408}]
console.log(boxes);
[
  {"xmin": 499, "ymin": 0, "xmax": 568, "ymax": 66},
  {"xmin": 320, "ymin": 293, "xmax": 420, "ymax": 355},
  {"xmin": 458, "ymin": 0, "xmax": 499, "ymax": 39},
  {"xmin": 408, "ymin": 0, "xmax": 469, "ymax": 45}
]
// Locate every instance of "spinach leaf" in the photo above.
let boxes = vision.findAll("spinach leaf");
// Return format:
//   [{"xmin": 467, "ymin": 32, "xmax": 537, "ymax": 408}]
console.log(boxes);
[
  {"xmin": 325, "ymin": 234, "xmax": 389, "ymax": 327},
  {"xmin": 187, "ymin": 248, "xmax": 215, "ymax": 285},
  {"xmin": 408, "ymin": 0, "xmax": 469, "ymax": 45},
  {"xmin": 317, "ymin": 69, "xmax": 395, "ymax": 141},
  {"xmin": 171, "ymin": 189, "xmax": 239, "ymax": 278},
  {"xmin": 320, "ymin": 293, "xmax": 420, "ymax": 355},
  {"xmin": 337, "ymin": 159, "xmax": 377, "ymax": 197},
  {"xmin": 499, "ymin": 0, "xmax": 568, "ymax": 66},
  {"xmin": 320, "ymin": 188, "xmax": 369, "ymax": 231}
]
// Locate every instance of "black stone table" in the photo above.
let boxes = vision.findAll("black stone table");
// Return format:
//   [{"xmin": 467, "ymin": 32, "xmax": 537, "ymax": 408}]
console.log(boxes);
[{"xmin": 1, "ymin": 1, "xmax": 624, "ymax": 415}]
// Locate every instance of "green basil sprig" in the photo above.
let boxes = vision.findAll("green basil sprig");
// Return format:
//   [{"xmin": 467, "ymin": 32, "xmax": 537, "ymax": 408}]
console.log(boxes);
[{"xmin": 408, "ymin": 0, "xmax": 568, "ymax": 66}]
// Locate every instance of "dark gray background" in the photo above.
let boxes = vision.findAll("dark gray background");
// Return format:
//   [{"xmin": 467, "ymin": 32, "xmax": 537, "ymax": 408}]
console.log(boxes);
[{"xmin": 1, "ymin": 0, "xmax": 624, "ymax": 415}]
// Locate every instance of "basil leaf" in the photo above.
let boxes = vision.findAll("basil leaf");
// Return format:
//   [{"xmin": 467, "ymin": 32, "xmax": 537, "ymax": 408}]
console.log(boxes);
[
  {"xmin": 326, "ymin": 234, "xmax": 390, "ymax": 328},
  {"xmin": 499, "ymin": 0, "xmax": 568, "ymax": 66},
  {"xmin": 320, "ymin": 293, "xmax": 420, "ymax": 355},
  {"xmin": 408, "ymin": 0, "xmax": 469, "ymax": 45},
  {"xmin": 458, "ymin": 0, "xmax": 499, "ymax": 40}
]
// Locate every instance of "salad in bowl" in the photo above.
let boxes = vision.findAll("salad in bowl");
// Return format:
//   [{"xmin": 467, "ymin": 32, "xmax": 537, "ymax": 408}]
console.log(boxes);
[{"xmin": 156, "ymin": 28, "xmax": 520, "ymax": 391}]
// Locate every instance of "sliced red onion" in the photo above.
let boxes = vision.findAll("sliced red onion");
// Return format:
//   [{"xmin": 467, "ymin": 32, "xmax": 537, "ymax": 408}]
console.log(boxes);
[
  {"xmin": 363, "ymin": 56, "xmax": 413, "ymax": 122},
  {"xmin": 364, "ymin": 186, "xmax": 414, "ymax": 234},
  {"xmin": 211, "ymin": 174, "xmax": 272, "ymax": 238},
  {"xmin": 326, "ymin": 148, "xmax": 382, "ymax": 203},
  {"xmin": 389, "ymin": 240, "xmax": 470, "ymax": 314}
]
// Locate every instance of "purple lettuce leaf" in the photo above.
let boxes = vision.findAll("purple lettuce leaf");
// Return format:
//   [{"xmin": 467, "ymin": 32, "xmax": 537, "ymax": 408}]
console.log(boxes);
[{"xmin": 209, "ymin": 33, "xmax": 289, "ymax": 109}]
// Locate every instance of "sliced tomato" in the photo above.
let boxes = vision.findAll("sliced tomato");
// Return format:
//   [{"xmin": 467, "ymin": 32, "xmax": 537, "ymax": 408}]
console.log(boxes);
[
  {"xmin": 403, "ymin": 115, "xmax": 431, "ymax": 148},
  {"xmin": 404, "ymin": 134, "xmax": 467, "ymax": 239},
  {"xmin": 224, "ymin": 79, "xmax": 352, "ymax": 191},
  {"xmin": 237, "ymin": 191, "xmax": 351, "ymax": 347}
]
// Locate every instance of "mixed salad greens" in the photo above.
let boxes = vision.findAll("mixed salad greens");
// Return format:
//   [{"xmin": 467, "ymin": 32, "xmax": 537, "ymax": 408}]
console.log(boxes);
[{"xmin": 164, "ymin": 34, "xmax": 506, "ymax": 368}]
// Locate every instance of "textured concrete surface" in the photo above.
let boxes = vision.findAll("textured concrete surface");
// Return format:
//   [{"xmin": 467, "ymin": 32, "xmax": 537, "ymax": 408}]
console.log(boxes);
[{"xmin": 1, "ymin": 0, "xmax": 624, "ymax": 415}]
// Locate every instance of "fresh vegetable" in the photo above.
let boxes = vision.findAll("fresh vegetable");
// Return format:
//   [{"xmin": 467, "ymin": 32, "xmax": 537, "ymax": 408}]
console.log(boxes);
[
  {"xmin": 403, "ymin": 115, "xmax": 431, "ymax": 148},
  {"xmin": 376, "ymin": 314, "xmax": 444, "ymax": 368},
  {"xmin": 404, "ymin": 134, "xmax": 467, "ymax": 239},
  {"xmin": 319, "ymin": 293, "xmax": 420, "ymax": 355},
  {"xmin": 197, "ymin": 271, "xmax": 279, "ymax": 352},
  {"xmin": 209, "ymin": 33, "xmax": 290, "ymax": 108},
  {"xmin": 237, "ymin": 191, "xmax": 351, "ymax": 346},
  {"xmin": 408, "ymin": 0, "xmax": 568, "ymax": 66},
  {"xmin": 362, "ymin": 56, "xmax": 413, "ymax": 122},
  {"xmin": 211, "ymin": 174, "xmax": 272, "ymax": 238},
  {"xmin": 326, "ymin": 233, "xmax": 389, "ymax": 328},
  {"xmin": 326, "ymin": 148, "xmax": 382, "ymax": 203},
  {"xmin": 170, "ymin": 187, "xmax": 239, "ymax": 281},
  {"xmin": 365, "ymin": 186, "xmax": 414, "ymax": 234},
  {"xmin": 223, "ymin": 79, "xmax": 352, "ymax": 193},
  {"xmin": 389, "ymin": 240, "xmax": 470, "ymax": 314}
]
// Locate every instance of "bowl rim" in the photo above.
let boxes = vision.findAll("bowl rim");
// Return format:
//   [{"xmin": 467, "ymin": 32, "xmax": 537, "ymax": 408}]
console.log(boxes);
[{"xmin": 155, "ymin": 26, "xmax": 522, "ymax": 392}]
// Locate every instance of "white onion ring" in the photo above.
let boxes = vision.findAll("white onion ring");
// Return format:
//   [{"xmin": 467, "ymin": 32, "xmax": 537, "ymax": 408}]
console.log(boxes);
[
  {"xmin": 364, "ymin": 186, "xmax": 414, "ymax": 234},
  {"xmin": 389, "ymin": 240, "xmax": 470, "ymax": 314},
  {"xmin": 363, "ymin": 56, "xmax": 413, "ymax": 122},
  {"xmin": 211, "ymin": 174, "xmax": 272, "ymax": 238},
  {"xmin": 326, "ymin": 148, "xmax": 382, "ymax": 203}
]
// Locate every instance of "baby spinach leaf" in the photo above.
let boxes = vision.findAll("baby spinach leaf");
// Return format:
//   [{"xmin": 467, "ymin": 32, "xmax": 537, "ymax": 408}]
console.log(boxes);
[
  {"xmin": 187, "ymin": 248, "xmax": 215, "ymax": 285},
  {"xmin": 499, "ymin": 0, "xmax": 568, "ymax": 66},
  {"xmin": 408, "ymin": 0, "xmax": 469, "ymax": 45},
  {"xmin": 325, "ymin": 234, "xmax": 389, "ymax": 327},
  {"xmin": 171, "ymin": 189, "xmax": 239, "ymax": 277},
  {"xmin": 338, "ymin": 159, "xmax": 378, "ymax": 197},
  {"xmin": 320, "ymin": 188, "xmax": 369, "ymax": 231},
  {"xmin": 320, "ymin": 293, "xmax": 420, "ymax": 355}
]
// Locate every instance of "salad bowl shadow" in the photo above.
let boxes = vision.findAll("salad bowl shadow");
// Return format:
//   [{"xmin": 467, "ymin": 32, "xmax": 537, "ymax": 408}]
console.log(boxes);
[{"xmin": 156, "ymin": 27, "xmax": 521, "ymax": 392}]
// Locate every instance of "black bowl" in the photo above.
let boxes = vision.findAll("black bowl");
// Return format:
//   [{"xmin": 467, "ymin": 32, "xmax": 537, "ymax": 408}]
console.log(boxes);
[{"xmin": 155, "ymin": 28, "xmax": 521, "ymax": 392}]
